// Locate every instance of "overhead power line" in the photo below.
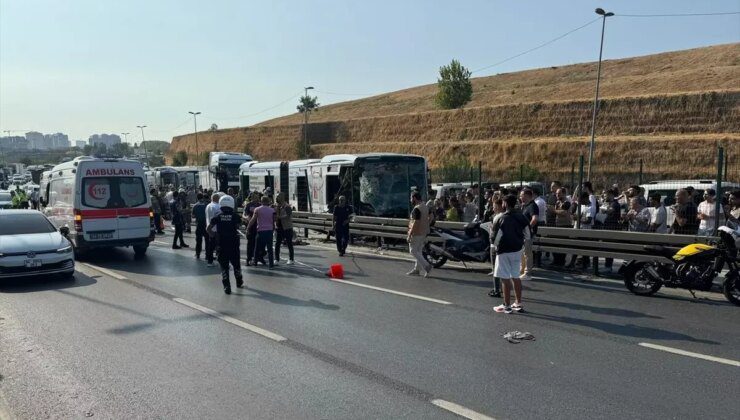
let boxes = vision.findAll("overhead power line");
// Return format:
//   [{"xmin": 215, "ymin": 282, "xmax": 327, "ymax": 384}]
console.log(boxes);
[
  {"xmin": 210, "ymin": 92, "xmax": 302, "ymax": 121},
  {"xmin": 471, "ymin": 17, "xmax": 602, "ymax": 74},
  {"xmin": 617, "ymin": 11, "xmax": 740, "ymax": 17}
]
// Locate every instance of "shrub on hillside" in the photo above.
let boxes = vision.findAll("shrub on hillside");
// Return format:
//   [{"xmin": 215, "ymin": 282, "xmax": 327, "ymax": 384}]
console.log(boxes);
[
  {"xmin": 172, "ymin": 150, "xmax": 188, "ymax": 166},
  {"xmin": 435, "ymin": 59, "xmax": 473, "ymax": 109}
]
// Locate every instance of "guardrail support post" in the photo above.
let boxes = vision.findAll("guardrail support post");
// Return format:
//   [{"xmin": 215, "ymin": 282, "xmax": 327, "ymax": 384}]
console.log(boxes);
[{"xmin": 715, "ymin": 146, "xmax": 724, "ymax": 237}]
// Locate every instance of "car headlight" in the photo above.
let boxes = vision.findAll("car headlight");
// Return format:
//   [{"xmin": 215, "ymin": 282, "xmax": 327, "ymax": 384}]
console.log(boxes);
[{"xmin": 56, "ymin": 245, "xmax": 73, "ymax": 254}]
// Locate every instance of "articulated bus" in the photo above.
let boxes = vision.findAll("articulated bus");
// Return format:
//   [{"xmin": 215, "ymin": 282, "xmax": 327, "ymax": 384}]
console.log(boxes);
[
  {"xmin": 203, "ymin": 152, "xmax": 253, "ymax": 193},
  {"xmin": 240, "ymin": 153, "xmax": 427, "ymax": 218}
]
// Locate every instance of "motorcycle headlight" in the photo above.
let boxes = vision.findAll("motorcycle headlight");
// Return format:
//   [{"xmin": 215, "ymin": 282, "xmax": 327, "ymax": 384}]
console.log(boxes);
[{"xmin": 56, "ymin": 245, "xmax": 73, "ymax": 254}]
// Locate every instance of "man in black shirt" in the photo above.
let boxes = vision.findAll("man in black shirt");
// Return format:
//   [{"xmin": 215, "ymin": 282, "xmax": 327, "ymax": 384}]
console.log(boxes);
[
  {"xmin": 332, "ymin": 196, "xmax": 354, "ymax": 256},
  {"xmin": 492, "ymin": 194, "xmax": 531, "ymax": 314},
  {"xmin": 519, "ymin": 189, "xmax": 539, "ymax": 280},
  {"xmin": 672, "ymin": 188, "xmax": 699, "ymax": 235},
  {"xmin": 207, "ymin": 195, "xmax": 243, "ymax": 294}
]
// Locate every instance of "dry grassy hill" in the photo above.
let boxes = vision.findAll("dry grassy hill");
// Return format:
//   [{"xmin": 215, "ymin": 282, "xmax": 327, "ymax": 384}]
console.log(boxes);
[
  {"xmin": 257, "ymin": 43, "xmax": 739, "ymax": 126},
  {"xmin": 169, "ymin": 43, "xmax": 740, "ymax": 185}
]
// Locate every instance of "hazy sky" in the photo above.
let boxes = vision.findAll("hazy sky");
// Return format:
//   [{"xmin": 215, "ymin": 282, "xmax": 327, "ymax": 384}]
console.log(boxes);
[{"xmin": 1, "ymin": 0, "xmax": 738, "ymax": 142}]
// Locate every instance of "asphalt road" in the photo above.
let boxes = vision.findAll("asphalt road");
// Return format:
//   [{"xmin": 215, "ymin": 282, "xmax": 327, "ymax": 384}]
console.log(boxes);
[{"xmin": 1, "ymin": 230, "xmax": 738, "ymax": 419}]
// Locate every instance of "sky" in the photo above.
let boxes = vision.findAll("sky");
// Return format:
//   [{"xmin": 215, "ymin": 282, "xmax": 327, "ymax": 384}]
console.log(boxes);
[{"xmin": 1, "ymin": 0, "xmax": 738, "ymax": 143}]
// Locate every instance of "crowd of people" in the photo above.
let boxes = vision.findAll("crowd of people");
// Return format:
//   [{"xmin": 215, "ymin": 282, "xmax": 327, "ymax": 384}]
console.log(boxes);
[{"xmin": 416, "ymin": 182, "xmax": 740, "ymax": 314}]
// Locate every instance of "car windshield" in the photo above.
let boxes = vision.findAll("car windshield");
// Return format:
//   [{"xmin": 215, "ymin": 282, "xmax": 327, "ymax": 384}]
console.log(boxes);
[{"xmin": 0, "ymin": 213, "xmax": 56, "ymax": 235}]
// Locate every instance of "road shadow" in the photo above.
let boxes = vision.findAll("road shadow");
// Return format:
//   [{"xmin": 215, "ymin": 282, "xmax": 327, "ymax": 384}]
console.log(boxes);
[
  {"xmin": 0, "ymin": 273, "xmax": 96, "ymax": 293},
  {"xmin": 54, "ymin": 288, "xmax": 216, "ymax": 335},
  {"xmin": 522, "ymin": 312, "xmax": 719, "ymax": 344},
  {"xmin": 525, "ymin": 297, "xmax": 663, "ymax": 319},
  {"xmin": 233, "ymin": 286, "xmax": 340, "ymax": 310}
]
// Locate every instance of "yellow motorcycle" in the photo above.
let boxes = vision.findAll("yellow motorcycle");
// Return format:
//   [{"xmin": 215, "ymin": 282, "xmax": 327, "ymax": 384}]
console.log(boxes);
[{"xmin": 621, "ymin": 222, "xmax": 740, "ymax": 306}]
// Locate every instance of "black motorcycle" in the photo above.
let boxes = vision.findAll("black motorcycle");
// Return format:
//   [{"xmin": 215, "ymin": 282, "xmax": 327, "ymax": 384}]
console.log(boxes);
[
  {"xmin": 620, "ymin": 221, "xmax": 740, "ymax": 306},
  {"xmin": 422, "ymin": 222, "xmax": 491, "ymax": 269}
]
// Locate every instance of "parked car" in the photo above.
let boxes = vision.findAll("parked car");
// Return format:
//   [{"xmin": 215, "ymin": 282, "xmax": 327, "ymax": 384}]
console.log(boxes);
[
  {"xmin": 0, "ymin": 191, "xmax": 12, "ymax": 209},
  {"xmin": 0, "ymin": 210, "xmax": 75, "ymax": 279}
]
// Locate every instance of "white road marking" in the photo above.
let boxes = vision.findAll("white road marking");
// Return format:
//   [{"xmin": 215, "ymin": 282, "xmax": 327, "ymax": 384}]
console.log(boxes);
[
  {"xmin": 153, "ymin": 240, "xmax": 170, "ymax": 246},
  {"xmin": 330, "ymin": 278, "xmax": 452, "ymax": 305},
  {"xmin": 173, "ymin": 298, "xmax": 287, "ymax": 342},
  {"xmin": 431, "ymin": 399, "xmax": 495, "ymax": 420},
  {"xmin": 81, "ymin": 263, "xmax": 128, "ymax": 280},
  {"xmin": 638, "ymin": 342, "xmax": 740, "ymax": 367}
]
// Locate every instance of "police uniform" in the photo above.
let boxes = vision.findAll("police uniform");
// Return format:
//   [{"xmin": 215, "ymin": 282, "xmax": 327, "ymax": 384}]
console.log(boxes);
[{"xmin": 209, "ymin": 201, "xmax": 243, "ymax": 294}]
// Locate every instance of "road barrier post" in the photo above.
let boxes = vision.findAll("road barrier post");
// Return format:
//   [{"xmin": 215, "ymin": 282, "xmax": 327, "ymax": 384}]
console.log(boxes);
[
  {"xmin": 638, "ymin": 159, "xmax": 643, "ymax": 185},
  {"xmin": 478, "ymin": 161, "xmax": 484, "ymax": 220},
  {"xmin": 715, "ymin": 146, "xmax": 724, "ymax": 237}
]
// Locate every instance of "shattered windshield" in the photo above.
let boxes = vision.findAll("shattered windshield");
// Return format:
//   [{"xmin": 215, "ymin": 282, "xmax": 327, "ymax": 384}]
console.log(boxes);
[{"xmin": 354, "ymin": 158, "xmax": 426, "ymax": 218}]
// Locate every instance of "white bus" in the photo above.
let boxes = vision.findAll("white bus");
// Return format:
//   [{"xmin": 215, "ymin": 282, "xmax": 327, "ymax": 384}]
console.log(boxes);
[
  {"xmin": 206, "ymin": 152, "xmax": 253, "ymax": 193},
  {"xmin": 239, "ymin": 153, "xmax": 428, "ymax": 218}
]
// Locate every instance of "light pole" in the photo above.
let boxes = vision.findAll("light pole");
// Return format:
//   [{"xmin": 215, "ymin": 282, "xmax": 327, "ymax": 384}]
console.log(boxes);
[
  {"xmin": 189, "ymin": 111, "xmax": 201, "ymax": 165},
  {"xmin": 303, "ymin": 86, "xmax": 314, "ymax": 157},
  {"xmin": 137, "ymin": 125, "xmax": 148, "ymax": 163},
  {"xmin": 586, "ymin": 7, "xmax": 614, "ymax": 181},
  {"xmin": 121, "ymin": 132, "xmax": 130, "ymax": 146}
]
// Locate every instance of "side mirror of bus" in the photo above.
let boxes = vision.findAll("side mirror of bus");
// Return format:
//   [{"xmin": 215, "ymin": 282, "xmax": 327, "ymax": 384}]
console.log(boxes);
[{"xmin": 59, "ymin": 226, "xmax": 70, "ymax": 236}]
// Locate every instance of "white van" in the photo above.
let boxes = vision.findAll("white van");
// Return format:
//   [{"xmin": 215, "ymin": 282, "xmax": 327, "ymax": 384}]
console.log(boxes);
[{"xmin": 44, "ymin": 157, "xmax": 154, "ymax": 257}]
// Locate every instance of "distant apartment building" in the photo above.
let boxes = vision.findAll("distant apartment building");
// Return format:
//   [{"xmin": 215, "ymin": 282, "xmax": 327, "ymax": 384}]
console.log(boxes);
[
  {"xmin": 45, "ymin": 132, "xmax": 70, "ymax": 149},
  {"xmin": 74, "ymin": 140, "xmax": 86, "ymax": 148},
  {"xmin": 25, "ymin": 131, "xmax": 45, "ymax": 149},
  {"xmin": 0, "ymin": 135, "xmax": 29, "ymax": 151},
  {"xmin": 88, "ymin": 133, "xmax": 121, "ymax": 147}
]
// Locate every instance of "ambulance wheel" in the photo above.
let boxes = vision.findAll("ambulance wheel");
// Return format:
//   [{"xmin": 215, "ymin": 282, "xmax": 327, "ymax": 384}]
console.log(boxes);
[{"xmin": 133, "ymin": 245, "xmax": 148, "ymax": 258}]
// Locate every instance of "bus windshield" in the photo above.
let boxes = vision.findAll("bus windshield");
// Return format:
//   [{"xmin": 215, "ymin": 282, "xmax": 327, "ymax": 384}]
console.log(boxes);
[{"xmin": 353, "ymin": 157, "xmax": 426, "ymax": 218}]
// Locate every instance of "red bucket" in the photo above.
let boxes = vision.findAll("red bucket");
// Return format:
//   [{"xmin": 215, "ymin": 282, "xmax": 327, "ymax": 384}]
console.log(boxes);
[{"xmin": 328, "ymin": 263, "xmax": 344, "ymax": 279}]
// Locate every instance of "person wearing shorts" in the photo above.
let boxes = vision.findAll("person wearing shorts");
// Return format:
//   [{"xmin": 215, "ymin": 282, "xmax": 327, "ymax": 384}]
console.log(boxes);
[{"xmin": 491, "ymin": 194, "xmax": 531, "ymax": 314}]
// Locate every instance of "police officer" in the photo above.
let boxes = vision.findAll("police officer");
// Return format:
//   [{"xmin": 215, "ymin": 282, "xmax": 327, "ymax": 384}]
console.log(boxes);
[{"xmin": 207, "ymin": 195, "xmax": 243, "ymax": 294}]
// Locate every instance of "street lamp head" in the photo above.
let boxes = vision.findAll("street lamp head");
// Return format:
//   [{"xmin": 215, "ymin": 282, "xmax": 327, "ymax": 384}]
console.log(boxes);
[
  {"xmin": 305, "ymin": 86, "xmax": 314, "ymax": 90},
  {"xmin": 595, "ymin": 8, "xmax": 613, "ymax": 16},
  {"xmin": 189, "ymin": 111, "xmax": 201, "ymax": 116}
]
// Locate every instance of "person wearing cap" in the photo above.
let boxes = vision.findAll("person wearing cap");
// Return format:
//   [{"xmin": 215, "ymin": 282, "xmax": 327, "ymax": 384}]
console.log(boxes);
[
  {"xmin": 697, "ymin": 188, "xmax": 723, "ymax": 236},
  {"xmin": 207, "ymin": 195, "xmax": 243, "ymax": 294}
]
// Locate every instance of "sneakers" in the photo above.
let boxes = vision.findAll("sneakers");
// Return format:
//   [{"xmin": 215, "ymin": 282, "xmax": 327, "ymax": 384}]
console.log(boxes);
[
  {"xmin": 488, "ymin": 289, "xmax": 501, "ymax": 298},
  {"xmin": 206, "ymin": 262, "xmax": 215, "ymax": 267},
  {"xmin": 172, "ymin": 245, "xmax": 181, "ymax": 250},
  {"xmin": 181, "ymin": 244, "xmax": 190, "ymax": 248},
  {"xmin": 406, "ymin": 269, "xmax": 420, "ymax": 276},
  {"xmin": 493, "ymin": 304, "xmax": 512, "ymax": 314},
  {"xmin": 423, "ymin": 268, "xmax": 432, "ymax": 278},
  {"xmin": 236, "ymin": 279, "xmax": 244, "ymax": 288},
  {"xmin": 286, "ymin": 260, "xmax": 295, "ymax": 265},
  {"xmin": 511, "ymin": 303, "xmax": 524, "ymax": 312},
  {"xmin": 224, "ymin": 287, "xmax": 232, "ymax": 295},
  {"xmin": 519, "ymin": 273, "xmax": 532, "ymax": 281}
]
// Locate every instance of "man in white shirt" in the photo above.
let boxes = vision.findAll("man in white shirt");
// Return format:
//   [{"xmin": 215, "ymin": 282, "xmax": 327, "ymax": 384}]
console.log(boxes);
[
  {"xmin": 533, "ymin": 189, "xmax": 547, "ymax": 266},
  {"xmin": 204, "ymin": 193, "xmax": 222, "ymax": 266},
  {"xmin": 697, "ymin": 188, "xmax": 723, "ymax": 236},
  {"xmin": 648, "ymin": 193, "xmax": 668, "ymax": 233}
]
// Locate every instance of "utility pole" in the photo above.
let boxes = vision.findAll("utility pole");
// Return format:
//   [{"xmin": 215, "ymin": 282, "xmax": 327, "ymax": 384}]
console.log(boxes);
[
  {"xmin": 586, "ymin": 7, "xmax": 614, "ymax": 181},
  {"xmin": 189, "ymin": 111, "xmax": 201, "ymax": 165},
  {"xmin": 121, "ymin": 132, "xmax": 130, "ymax": 144},
  {"xmin": 137, "ymin": 125, "xmax": 148, "ymax": 164},
  {"xmin": 303, "ymin": 86, "xmax": 314, "ymax": 157}
]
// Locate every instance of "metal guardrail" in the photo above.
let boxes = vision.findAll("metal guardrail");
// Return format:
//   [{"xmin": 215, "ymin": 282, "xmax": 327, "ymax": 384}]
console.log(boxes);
[
  {"xmin": 293, "ymin": 211, "xmax": 718, "ymax": 264},
  {"xmin": 532, "ymin": 227, "xmax": 717, "ymax": 263}
]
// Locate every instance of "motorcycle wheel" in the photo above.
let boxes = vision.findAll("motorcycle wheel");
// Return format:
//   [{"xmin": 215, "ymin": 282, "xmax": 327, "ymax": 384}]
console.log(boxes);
[
  {"xmin": 624, "ymin": 263, "xmax": 663, "ymax": 296},
  {"xmin": 722, "ymin": 274, "xmax": 740, "ymax": 306},
  {"xmin": 422, "ymin": 245, "xmax": 447, "ymax": 268}
]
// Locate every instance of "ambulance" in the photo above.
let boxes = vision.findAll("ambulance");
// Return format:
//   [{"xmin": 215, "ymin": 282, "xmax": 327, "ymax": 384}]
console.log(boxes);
[{"xmin": 44, "ymin": 156, "xmax": 154, "ymax": 258}]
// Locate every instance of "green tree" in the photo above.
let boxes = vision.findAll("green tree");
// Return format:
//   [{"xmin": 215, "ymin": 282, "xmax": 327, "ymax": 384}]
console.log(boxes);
[
  {"xmin": 19, "ymin": 156, "xmax": 32, "ymax": 166},
  {"xmin": 297, "ymin": 95, "xmax": 320, "ymax": 113},
  {"xmin": 110, "ymin": 142, "xmax": 132, "ymax": 157},
  {"xmin": 435, "ymin": 59, "xmax": 473, "ymax": 109},
  {"xmin": 172, "ymin": 150, "xmax": 188, "ymax": 166}
]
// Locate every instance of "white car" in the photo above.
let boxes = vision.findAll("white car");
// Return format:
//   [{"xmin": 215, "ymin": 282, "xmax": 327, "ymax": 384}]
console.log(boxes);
[
  {"xmin": 0, "ymin": 210, "xmax": 75, "ymax": 279},
  {"xmin": 0, "ymin": 190, "xmax": 12, "ymax": 209}
]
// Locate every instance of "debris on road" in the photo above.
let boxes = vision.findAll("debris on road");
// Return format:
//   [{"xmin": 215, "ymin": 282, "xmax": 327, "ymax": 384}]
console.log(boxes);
[{"xmin": 503, "ymin": 331, "xmax": 535, "ymax": 344}]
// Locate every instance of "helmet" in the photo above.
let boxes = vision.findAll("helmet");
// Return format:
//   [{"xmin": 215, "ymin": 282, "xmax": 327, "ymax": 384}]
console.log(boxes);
[{"xmin": 219, "ymin": 195, "xmax": 235, "ymax": 209}]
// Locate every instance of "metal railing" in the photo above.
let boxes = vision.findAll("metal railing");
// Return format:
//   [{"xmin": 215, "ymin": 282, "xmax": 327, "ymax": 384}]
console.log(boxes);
[{"xmin": 292, "ymin": 211, "xmax": 717, "ymax": 265}]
